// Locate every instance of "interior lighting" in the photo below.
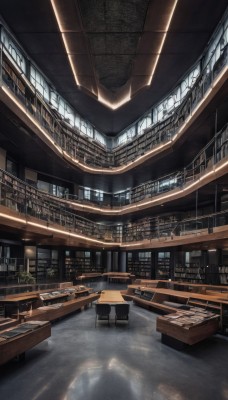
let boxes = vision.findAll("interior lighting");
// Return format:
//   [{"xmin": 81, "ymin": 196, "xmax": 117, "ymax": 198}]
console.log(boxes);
[
  {"xmin": 50, "ymin": 0, "xmax": 80, "ymax": 86},
  {"xmin": 26, "ymin": 221, "xmax": 120, "ymax": 246},
  {"xmin": 147, "ymin": 0, "xmax": 179, "ymax": 86},
  {"xmin": 0, "ymin": 213, "xmax": 26, "ymax": 224},
  {"xmin": 97, "ymin": 90, "xmax": 131, "ymax": 110}
]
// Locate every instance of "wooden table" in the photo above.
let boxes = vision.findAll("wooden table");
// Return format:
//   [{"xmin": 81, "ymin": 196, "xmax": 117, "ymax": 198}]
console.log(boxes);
[{"xmin": 97, "ymin": 290, "xmax": 126, "ymax": 304}]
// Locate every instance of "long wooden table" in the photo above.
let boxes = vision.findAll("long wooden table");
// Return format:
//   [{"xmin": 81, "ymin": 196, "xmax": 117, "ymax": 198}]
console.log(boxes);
[{"xmin": 97, "ymin": 290, "xmax": 126, "ymax": 304}]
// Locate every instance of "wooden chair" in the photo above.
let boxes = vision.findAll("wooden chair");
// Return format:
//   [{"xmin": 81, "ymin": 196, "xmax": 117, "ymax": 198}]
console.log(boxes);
[
  {"xmin": 95, "ymin": 303, "xmax": 111, "ymax": 327},
  {"xmin": 115, "ymin": 303, "xmax": 130, "ymax": 326}
]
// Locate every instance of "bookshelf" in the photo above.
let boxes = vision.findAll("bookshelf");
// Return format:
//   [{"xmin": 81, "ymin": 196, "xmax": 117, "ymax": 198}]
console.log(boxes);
[
  {"xmin": 127, "ymin": 252, "xmax": 152, "ymax": 279},
  {"xmin": 174, "ymin": 264, "xmax": 205, "ymax": 284},
  {"xmin": 65, "ymin": 250, "xmax": 103, "ymax": 280},
  {"xmin": 156, "ymin": 251, "xmax": 171, "ymax": 280}
]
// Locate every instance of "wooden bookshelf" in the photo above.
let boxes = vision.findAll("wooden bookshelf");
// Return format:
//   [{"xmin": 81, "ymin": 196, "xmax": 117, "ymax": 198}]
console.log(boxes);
[{"xmin": 127, "ymin": 252, "xmax": 152, "ymax": 279}]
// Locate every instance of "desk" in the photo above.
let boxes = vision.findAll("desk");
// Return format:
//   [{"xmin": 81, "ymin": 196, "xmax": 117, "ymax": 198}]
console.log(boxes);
[{"xmin": 98, "ymin": 290, "xmax": 126, "ymax": 304}]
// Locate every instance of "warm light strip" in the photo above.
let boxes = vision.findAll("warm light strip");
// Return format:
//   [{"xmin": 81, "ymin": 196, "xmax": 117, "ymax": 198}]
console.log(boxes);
[
  {"xmin": 62, "ymin": 150, "xmax": 130, "ymax": 174},
  {"xmin": 50, "ymin": 0, "xmax": 80, "ymax": 86},
  {"xmin": 147, "ymin": 0, "xmax": 178, "ymax": 86},
  {"xmin": 98, "ymin": 90, "xmax": 131, "ymax": 110},
  {"xmin": 64, "ymin": 159, "xmax": 228, "ymax": 214},
  {"xmin": 121, "ymin": 242, "xmax": 148, "ymax": 248},
  {"xmin": 214, "ymin": 159, "xmax": 228, "ymax": 172},
  {"xmin": 0, "ymin": 212, "xmax": 119, "ymax": 246},
  {"xmin": 0, "ymin": 213, "xmax": 26, "ymax": 224},
  {"xmin": 27, "ymin": 221, "xmax": 119, "ymax": 246}
]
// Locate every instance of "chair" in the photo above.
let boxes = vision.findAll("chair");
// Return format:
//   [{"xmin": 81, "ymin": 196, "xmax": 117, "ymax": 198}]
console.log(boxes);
[
  {"xmin": 95, "ymin": 303, "xmax": 111, "ymax": 327},
  {"xmin": 115, "ymin": 303, "xmax": 130, "ymax": 326}
]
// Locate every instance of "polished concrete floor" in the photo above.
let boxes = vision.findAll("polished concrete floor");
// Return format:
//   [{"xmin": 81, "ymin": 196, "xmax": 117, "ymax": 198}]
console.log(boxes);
[{"xmin": 0, "ymin": 281, "xmax": 228, "ymax": 400}]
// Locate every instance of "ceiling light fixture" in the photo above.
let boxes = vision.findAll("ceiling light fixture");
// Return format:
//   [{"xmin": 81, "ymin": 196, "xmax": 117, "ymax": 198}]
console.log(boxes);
[
  {"xmin": 147, "ymin": 0, "xmax": 179, "ymax": 86},
  {"xmin": 97, "ymin": 90, "xmax": 131, "ymax": 110},
  {"xmin": 50, "ymin": 0, "xmax": 80, "ymax": 86}
]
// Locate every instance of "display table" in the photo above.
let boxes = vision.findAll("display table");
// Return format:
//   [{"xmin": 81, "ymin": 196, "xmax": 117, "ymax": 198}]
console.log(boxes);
[
  {"xmin": 0, "ymin": 294, "xmax": 39, "ymax": 317},
  {"xmin": 0, "ymin": 320, "xmax": 51, "ymax": 365},
  {"xmin": 156, "ymin": 308, "xmax": 219, "ymax": 348}
]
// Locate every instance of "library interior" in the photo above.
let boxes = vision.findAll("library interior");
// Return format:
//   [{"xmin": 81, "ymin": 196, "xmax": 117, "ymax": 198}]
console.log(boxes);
[{"xmin": 0, "ymin": 1, "xmax": 228, "ymax": 399}]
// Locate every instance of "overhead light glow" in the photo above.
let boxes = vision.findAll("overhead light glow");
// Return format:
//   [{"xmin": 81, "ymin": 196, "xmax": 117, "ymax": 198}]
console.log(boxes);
[
  {"xmin": 50, "ymin": 0, "xmax": 80, "ymax": 86},
  {"xmin": 98, "ymin": 90, "xmax": 131, "ymax": 110},
  {"xmin": 147, "ymin": 0, "xmax": 178, "ymax": 86}
]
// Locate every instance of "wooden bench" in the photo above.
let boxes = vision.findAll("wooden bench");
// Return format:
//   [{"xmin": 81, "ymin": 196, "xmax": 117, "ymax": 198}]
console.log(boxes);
[
  {"xmin": 0, "ymin": 321, "xmax": 51, "ymax": 365},
  {"xmin": 17, "ymin": 293, "xmax": 100, "ymax": 323}
]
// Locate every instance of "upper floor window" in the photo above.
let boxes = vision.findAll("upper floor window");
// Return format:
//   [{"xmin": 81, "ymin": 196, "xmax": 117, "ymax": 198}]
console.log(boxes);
[
  {"xmin": 138, "ymin": 113, "xmax": 152, "ymax": 135},
  {"xmin": 1, "ymin": 29, "xmax": 26, "ymax": 73},
  {"xmin": 30, "ymin": 65, "xmax": 49, "ymax": 102}
]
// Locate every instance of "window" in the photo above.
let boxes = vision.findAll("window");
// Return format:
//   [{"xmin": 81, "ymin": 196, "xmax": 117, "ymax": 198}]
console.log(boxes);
[
  {"xmin": 30, "ymin": 65, "xmax": 49, "ymax": 101},
  {"xmin": 95, "ymin": 130, "xmax": 106, "ymax": 145},
  {"xmin": 138, "ymin": 113, "xmax": 152, "ymax": 135},
  {"xmin": 1, "ymin": 29, "xmax": 26, "ymax": 73},
  {"xmin": 50, "ymin": 90, "xmax": 59, "ymax": 110},
  {"xmin": 84, "ymin": 188, "xmax": 90, "ymax": 200},
  {"xmin": 6, "ymin": 159, "xmax": 18, "ymax": 177}
]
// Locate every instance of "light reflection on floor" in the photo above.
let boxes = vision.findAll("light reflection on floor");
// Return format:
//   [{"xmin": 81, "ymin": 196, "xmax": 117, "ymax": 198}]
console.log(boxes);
[{"xmin": 64, "ymin": 358, "xmax": 143, "ymax": 400}]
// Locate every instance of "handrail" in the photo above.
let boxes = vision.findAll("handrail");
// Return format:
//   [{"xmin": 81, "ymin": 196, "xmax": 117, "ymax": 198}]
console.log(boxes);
[{"xmin": 1, "ymin": 165, "xmax": 228, "ymax": 243}]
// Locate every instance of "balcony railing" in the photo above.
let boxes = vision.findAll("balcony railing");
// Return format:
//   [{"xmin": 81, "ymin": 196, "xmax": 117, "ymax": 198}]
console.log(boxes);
[{"xmin": 0, "ymin": 39, "xmax": 227, "ymax": 171}]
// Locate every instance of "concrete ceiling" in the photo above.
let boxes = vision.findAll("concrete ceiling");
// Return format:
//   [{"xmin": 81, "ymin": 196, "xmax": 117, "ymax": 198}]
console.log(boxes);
[{"xmin": 0, "ymin": 0, "xmax": 227, "ymax": 135}]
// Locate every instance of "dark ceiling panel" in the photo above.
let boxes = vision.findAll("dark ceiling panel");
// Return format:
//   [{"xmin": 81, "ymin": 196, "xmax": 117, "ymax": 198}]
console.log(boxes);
[
  {"xmin": 0, "ymin": 0, "xmax": 57, "ymax": 32},
  {"xmin": 78, "ymin": 0, "xmax": 150, "ymax": 92},
  {"xmin": 94, "ymin": 54, "xmax": 132, "ymax": 90},
  {"xmin": 132, "ymin": 54, "xmax": 157, "ymax": 76},
  {"xmin": 172, "ymin": 0, "xmax": 226, "ymax": 32},
  {"xmin": 88, "ymin": 33, "xmax": 139, "ymax": 55},
  {"xmin": 31, "ymin": 55, "xmax": 73, "ymax": 82},
  {"xmin": 78, "ymin": 0, "xmax": 149, "ymax": 32},
  {"xmin": 163, "ymin": 32, "xmax": 211, "ymax": 55},
  {"xmin": 64, "ymin": 32, "xmax": 89, "ymax": 54},
  {"xmin": 131, "ymin": 76, "xmax": 151, "ymax": 97},
  {"xmin": 16, "ymin": 33, "xmax": 64, "ymax": 55}
]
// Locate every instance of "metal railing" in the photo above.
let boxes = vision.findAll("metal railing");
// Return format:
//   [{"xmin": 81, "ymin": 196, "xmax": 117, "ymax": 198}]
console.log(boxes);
[{"xmin": 0, "ymin": 39, "xmax": 227, "ymax": 170}]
